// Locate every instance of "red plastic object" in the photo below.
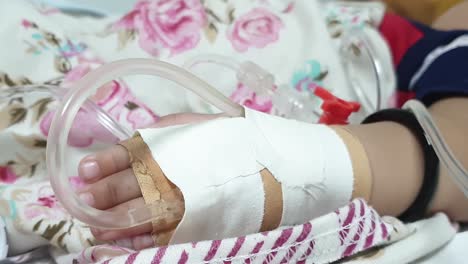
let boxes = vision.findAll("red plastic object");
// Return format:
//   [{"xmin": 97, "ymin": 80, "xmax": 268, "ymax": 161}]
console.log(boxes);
[{"xmin": 314, "ymin": 87, "xmax": 361, "ymax": 125}]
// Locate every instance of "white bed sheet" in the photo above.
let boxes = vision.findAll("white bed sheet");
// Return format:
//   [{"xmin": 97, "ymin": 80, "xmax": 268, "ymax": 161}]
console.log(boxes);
[{"xmin": 417, "ymin": 231, "xmax": 468, "ymax": 263}]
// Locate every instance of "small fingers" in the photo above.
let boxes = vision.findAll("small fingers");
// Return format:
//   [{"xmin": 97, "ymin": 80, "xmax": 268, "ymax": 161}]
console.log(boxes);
[
  {"xmin": 115, "ymin": 233, "xmax": 154, "ymax": 250},
  {"xmin": 91, "ymin": 198, "xmax": 153, "ymax": 241},
  {"xmin": 114, "ymin": 230, "xmax": 173, "ymax": 250},
  {"xmin": 132, "ymin": 234, "xmax": 155, "ymax": 250},
  {"xmin": 80, "ymin": 168, "xmax": 141, "ymax": 210},
  {"xmin": 91, "ymin": 197, "xmax": 177, "ymax": 247},
  {"xmin": 79, "ymin": 145, "xmax": 130, "ymax": 183},
  {"xmin": 81, "ymin": 112, "xmax": 214, "ymax": 247}
]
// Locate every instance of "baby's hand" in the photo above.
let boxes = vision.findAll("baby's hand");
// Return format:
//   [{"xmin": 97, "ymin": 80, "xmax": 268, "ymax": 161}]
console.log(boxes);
[{"xmin": 77, "ymin": 113, "xmax": 221, "ymax": 250}]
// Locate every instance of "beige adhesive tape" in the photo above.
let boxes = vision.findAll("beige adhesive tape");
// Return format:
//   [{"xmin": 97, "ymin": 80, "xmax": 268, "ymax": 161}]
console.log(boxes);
[
  {"xmin": 119, "ymin": 135, "xmax": 184, "ymax": 245},
  {"xmin": 260, "ymin": 169, "xmax": 283, "ymax": 232},
  {"xmin": 332, "ymin": 126, "xmax": 373, "ymax": 202}
]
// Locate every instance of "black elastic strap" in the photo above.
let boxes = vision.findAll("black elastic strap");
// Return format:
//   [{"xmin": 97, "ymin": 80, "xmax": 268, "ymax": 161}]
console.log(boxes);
[{"xmin": 363, "ymin": 109, "xmax": 439, "ymax": 222}]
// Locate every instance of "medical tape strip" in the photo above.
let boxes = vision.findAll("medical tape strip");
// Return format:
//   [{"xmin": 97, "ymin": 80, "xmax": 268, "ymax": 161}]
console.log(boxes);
[
  {"xmin": 332, "ymin": 126, "xmax": 373, "ymax": 202},
  {"xmin": 118, "ymin": 136, "xmax": 183, "ymax": 244},
  {"xmin": 244, "ymin": 108, "xmax": 354, "ymax": 226},
  {"xmin": 260, "ymin": 168, "xmax": 283, "ymax": 232}
]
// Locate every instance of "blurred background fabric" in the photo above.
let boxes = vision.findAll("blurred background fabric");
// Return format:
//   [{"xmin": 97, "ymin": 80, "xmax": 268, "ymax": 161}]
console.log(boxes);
[{"xmin": 383, "ymin": 0, "xmax": 464, "ymax": 24}]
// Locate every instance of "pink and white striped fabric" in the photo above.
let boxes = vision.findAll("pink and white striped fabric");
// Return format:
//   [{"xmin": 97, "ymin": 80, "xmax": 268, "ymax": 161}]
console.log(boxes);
[{"xmin": 75, "ymin": 199, "xmax": 395, "ymax": 264}]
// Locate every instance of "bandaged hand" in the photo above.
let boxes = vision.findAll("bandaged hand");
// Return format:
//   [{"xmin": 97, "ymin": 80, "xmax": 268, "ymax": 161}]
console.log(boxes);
[
  {"xmin": 77, "ymin": 109, "xmax": 365, "ymax": 250},
  {"xmin": 77, "ymin": 113, "xmax": 219, "ymax": 249}
]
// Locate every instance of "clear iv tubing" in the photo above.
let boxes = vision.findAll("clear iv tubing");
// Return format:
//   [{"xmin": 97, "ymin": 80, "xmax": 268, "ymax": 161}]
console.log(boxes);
[
  {"xmin": 181, "ymin": 27, "xmax": 390, "ymax": 119},
  {"xmin": 47, "ymin": 59, "xmax": 244, "ymax": 229},
  {"xmin": 184, "ymin": 54, "xmax": 280, "ymax": 97},
  {"xmin": 183, "ymin": 54, "xmax": 321, "ymax": 121},
  {"xmin": 341, "ymin": 27, "xmax": 384, "ymax": 115},
  {"xmin": 183, "ymin": 54, "xmax": 276, "ymax": 96},
  {"xmin": 0, "ymin": 84, "xmax": 132, "ymax": 139},
  {"xmin": 403, "ymin": 100, "xmax": 468, "ymax": 197}
]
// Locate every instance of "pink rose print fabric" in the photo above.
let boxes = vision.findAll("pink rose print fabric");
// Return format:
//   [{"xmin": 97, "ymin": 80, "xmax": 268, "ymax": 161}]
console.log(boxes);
[
  {"xmin": 230, "ymin": 83, "xmax": 273, "ymax": 113},
  {"xmin": 112, "ymin": 1, "xmax": 286, "ymax": 55},
  {"xmin": 40, "ymin": 62, "xmax": 159, "ymax": 148},
  {"xmin": 93, "ymin": 80, "xmax": 159, "ymax": 131},
  {"xmin": 227, "ymin": 8, "xmax": 283, "ymax": 52},
  {"xmin": 24, "ymin": 187, "xmax": 67, "ymax": 221},
  {"xmin": 0, "ymin": 166, "xmax": 18, "ymax": 184},
  {"xmin": 114, "ymin": 0, "xmax": 207, "ymax": 56}
]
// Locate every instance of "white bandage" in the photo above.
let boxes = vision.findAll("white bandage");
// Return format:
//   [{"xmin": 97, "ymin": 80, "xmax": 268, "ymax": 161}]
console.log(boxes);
[
  {"xmin": 137, "ymin": 108, "xmax": 353, "ymax": 244},
  {"xmin": 244, "ymin": 108, "xmax": 353, "ymax": 226},
  {"xmin": 138, "ymin": 118, "xmax": 265, "ymax": 244}
]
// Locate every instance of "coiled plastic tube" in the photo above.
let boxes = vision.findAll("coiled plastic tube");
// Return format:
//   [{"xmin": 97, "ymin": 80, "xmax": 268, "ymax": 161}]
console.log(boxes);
[{"xmin": 403, "ymin": 100, "xmax": 468, "ymax": 197}]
